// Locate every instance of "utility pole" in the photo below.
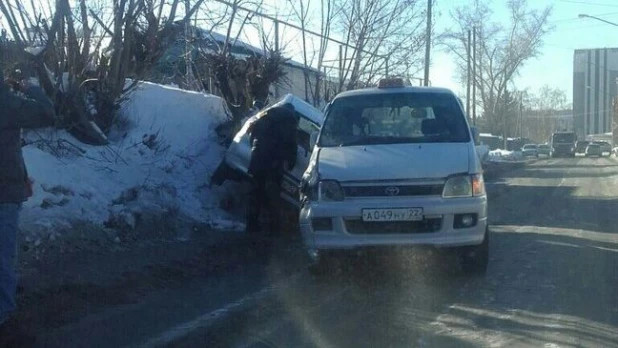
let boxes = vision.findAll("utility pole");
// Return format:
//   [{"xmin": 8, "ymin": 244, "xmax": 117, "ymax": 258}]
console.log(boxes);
[
  {"xmin": 423, "ymin": 0, "xmax": 432, "ymax": 86},
  {"xmin": 385, "ymin": 57, "xmax": 389, "ymax": 78},
  {"xmin": 274, "ymin": 19, "xmax": 280, "ymax": 98},
  {"xmin": 338, "ymin": 45, "xmax": 343, "ymax": 91},
  {"xmin": 466, "ymin": 29, "xmax": 471, "ymax": 121},
  {"xmin": 472, "ymin": 26, "xmax": 477, "ymax": 126},
  {"xmin": 519, "ymin": 94, "xmax": 523, "ymax": 138},
  {"xmin": 185, "ymin": 0, "xmax": 194, "ymax": 89},
  {"xmin": 503, "ymin": 88, "xmax": 508, "ymax": 150}
]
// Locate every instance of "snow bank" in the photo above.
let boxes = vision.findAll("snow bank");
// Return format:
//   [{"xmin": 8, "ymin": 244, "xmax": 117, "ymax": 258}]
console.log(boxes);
[
  {"xmin": 488, "ymin": 149, "xmax": 523, "ymax": 162},
  {"xmin": 20, "ymin": 82, "xmax": 234, "ymax": 234}
]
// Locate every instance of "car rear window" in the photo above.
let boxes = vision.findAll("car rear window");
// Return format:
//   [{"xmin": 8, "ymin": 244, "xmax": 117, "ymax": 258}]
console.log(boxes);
[{"xmin": 319, "ymin": 92, "xmax": 470, "ymax": 147}]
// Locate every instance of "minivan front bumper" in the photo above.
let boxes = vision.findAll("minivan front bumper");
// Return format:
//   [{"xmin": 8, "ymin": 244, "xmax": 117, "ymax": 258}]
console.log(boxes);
[{"xmin": 300, "ymin": 195, "xmax": 487, "ymax": 251}]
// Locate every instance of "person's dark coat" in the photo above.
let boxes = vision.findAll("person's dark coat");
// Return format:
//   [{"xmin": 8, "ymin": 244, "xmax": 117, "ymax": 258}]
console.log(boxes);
[
  {"xmin": 0, "ymin": 71, "xmax": 55, "ymax": 204},
  {"xmin": 247, "ymin": 106, "xmax": 298, "ymax": 180}
]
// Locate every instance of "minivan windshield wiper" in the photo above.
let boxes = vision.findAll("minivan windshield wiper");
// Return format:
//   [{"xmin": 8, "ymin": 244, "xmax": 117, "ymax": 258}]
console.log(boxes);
[
  {"xmin": 337, "ymin": 134, "xmax": 453, "ymax": 146},
  {"xmin": 338, "ymin": 136, "xmax": 378, "ymax": 146}
]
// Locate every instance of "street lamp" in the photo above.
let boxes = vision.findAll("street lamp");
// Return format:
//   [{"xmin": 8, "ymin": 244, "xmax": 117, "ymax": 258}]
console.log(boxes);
[{"xmin": 578, "ymin": 14, "xmax": 618, "ymax": 27}]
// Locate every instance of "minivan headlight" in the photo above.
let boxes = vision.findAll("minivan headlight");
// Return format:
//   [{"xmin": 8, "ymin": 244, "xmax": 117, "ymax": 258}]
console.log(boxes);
[
  {"xmin": 443, "ymin": 174, "xmax": 484, "ymax": 198},
  {"xmin": 319, "ymin": 180, "xmax": 344, "ymax": 201}
]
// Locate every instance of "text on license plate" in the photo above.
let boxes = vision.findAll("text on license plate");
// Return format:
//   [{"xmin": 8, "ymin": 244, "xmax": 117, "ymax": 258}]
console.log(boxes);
[{"xmin": 362, "ymin": 208, "xmax": 423, "ymax": 222}]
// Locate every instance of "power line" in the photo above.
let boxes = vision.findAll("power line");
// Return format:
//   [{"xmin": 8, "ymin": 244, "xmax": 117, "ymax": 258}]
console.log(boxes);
[
  {"xmin": 552, "ymin": 22, "xmax": 618, "ymax": 31},
  {"xmin": 558, "ymin": 0, "xmax": 618, "ymax": 8}
]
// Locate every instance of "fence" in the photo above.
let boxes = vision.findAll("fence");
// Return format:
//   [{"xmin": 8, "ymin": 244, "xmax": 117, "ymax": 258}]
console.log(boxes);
[{"xmin": 189, "ymin": 1, "xmax": 426, "ymax": 106}]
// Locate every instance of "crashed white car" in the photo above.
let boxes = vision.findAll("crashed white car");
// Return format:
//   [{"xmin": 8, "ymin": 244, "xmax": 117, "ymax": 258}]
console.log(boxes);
[{"xmin": 211, "ymin": 94, "xmax": 323, "ymax": 207}]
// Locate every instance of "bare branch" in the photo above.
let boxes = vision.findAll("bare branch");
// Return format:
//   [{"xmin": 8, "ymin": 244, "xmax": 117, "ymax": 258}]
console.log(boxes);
[{"xmin": 441, "ymin": 0, "xmax": 552, "ymax": 135}]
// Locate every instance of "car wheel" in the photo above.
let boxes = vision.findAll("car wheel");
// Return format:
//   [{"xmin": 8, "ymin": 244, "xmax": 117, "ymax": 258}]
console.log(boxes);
[
  {"xmin": 458, "ymin": 228, "xmax": 489, "ymax": 276},
  {"xmin": 308, "ymin": 252, "xmax": 335, "ymax": 278}
]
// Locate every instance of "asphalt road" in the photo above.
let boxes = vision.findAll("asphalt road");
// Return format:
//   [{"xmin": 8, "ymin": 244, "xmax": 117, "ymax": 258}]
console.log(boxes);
[{"xmin": 39, "ymin": 156, "xmax": 618, "ymax": 347}]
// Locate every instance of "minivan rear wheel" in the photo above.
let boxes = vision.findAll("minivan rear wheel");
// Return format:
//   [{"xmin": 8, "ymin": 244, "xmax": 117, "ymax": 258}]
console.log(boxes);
[{"xmin": 458, "ymin": 227, "xmax": 489, "ymax": 276}]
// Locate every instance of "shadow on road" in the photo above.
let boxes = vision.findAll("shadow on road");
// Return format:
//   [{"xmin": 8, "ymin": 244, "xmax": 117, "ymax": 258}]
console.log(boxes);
[
  {"xmin": 437, "ymin": 228, "xmax": 618, "ymax": 347},
  {"xmin": 189, "ymin": 227, "xmax": 618, "ymax": 348},
  {"xmin": 530, "ymin": 163, "xmax": 618, "ymax": 170},
  {"xmin": 488, "ymin": 182, "xmax": 618, "ymax": 234},
  {"xmin": 500, "ymin": 169, "xmax": 618, "ymax": 179}
]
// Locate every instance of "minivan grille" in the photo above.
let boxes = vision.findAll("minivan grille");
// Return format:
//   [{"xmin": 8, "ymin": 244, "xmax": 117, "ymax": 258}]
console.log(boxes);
[
  {"xmin": 345, "ymin": 218, "xmax": 442, "ymax": 234},
  {"xmin": 342, "ymin": 184, "xmax": 443, "ymax": 197}
]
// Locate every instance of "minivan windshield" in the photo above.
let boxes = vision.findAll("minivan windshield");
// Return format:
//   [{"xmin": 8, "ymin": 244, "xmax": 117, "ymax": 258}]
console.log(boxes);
[{"xmin": 318, "ymin": 92, "xmax": 470, "ymax": 147}]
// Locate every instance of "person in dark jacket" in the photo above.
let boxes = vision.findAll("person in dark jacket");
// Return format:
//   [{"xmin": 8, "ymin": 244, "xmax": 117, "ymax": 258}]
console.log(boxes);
[
  {"xmin": 246, "ymin": 104, "xmax": 299, "ymax": 235},
  {"xmin": 0, "ymin": 69, "xmax": 55, "ymax": 346}
]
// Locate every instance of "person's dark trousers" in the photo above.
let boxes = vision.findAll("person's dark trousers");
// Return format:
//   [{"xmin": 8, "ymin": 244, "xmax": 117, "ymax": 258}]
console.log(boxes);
[
  {"xmin": 0, "ymin": 203, "xmax": 20, "ymax": 326},
  {"xmin": 246, "ymin": 172, "xmax": 283, "ymax": 236}
]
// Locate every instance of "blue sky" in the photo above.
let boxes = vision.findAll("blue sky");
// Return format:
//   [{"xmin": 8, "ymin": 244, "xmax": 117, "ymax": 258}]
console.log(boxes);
[{"xmin": 430, "ymin": 0, "xmax": 618, "ymax": 102}]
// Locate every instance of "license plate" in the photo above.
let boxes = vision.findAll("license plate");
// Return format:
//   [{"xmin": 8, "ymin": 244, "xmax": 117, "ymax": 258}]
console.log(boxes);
[{"xmin": 362, "ymin": 208, "xmax": 423, "ymax": 222}]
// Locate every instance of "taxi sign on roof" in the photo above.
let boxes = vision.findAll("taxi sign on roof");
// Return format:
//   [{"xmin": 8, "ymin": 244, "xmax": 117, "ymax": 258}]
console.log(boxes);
[{"xmin": 377, "ymin": 77, "xmax": 407, "ymax": 88}]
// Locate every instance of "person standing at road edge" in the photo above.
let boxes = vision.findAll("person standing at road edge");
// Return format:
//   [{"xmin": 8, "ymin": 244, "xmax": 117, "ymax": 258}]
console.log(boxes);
[
  {"xmin": 246, "ymin": 103, "xmax": 299, "ymax": 235},
  {"xmin": 0, "ymin": 68, "xmax": 55, "ymax": 346}
]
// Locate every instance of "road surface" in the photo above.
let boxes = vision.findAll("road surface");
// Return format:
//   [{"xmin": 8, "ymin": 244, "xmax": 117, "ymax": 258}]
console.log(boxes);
[{"xmin": 37, "ymin": 156, "xmax": 618, "ymax": 347}]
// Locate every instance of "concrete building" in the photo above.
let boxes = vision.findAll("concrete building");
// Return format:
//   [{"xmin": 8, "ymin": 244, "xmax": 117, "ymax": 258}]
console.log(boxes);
[{"xmin": 573, "ymin": 48, "xmax": 618, "ymax": 138}]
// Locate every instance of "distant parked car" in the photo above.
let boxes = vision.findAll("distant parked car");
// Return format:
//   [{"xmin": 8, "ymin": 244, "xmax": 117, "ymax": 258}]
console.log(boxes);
[
  {"xmin": 585, "ymin": 143, "xmax": 602, "ymax": 157},
  {"xmin": 538, "ymin": 144, "xmax": 551, "ymax": 156},
  {"xmin": 575, "ymin": 140, "xmax": 589, "ymax": 154},
  {"xmin": 521, "ymin": 144, "xmax": 539, "ymax": 158},
  {"xmin": 598, "ymin": 141, "xmax": 612, "ymax": 155}
]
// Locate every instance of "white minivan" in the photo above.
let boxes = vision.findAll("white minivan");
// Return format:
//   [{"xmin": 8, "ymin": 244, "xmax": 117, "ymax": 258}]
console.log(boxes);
[{"xmin": 299, "ymin": 78, "xmax": 489, "ymax": 275}]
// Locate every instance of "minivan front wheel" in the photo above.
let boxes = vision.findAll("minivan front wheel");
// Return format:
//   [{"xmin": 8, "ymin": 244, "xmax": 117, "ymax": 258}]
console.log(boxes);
[
  {"xmin": 307, "ymin": 250, "xmax": 336, "ymax": 278},
  {"xmin": 457, "ymin": 228, "xmax": 489, "ymax": 275}
]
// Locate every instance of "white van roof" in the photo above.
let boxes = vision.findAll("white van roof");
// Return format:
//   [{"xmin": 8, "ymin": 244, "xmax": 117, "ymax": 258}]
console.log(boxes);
[{"xmin": 270, "ymin": 94, "xmax": 324, "ymax": 125}]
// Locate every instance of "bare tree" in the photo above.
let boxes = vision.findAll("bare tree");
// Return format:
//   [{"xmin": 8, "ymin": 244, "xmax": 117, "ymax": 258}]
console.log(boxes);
[
  {"xmin": 334, "ymin": 0, "xmax": 426, "ymax": 90},
  {"xmin": 194, "ymin": 0, "xmax": 288, "ymax": 129},
  {"xmin": 289, "ymin": 0, "xmax": 312, "ymax": 102},
  {"xmin": 1, "ymin": 0, "xmax": 193, "ymax": 144},
  {"xmin": 314, "ymin": 0, "xmax": 338, "ymax": 104},
  {"xmin": 521, "ymin": 85, "xmax": 569, "ymax": 142},
  {"xmin": 532, "ymin": 85, "xmax": 568, "ymax": 111},
  {"xmin": 287, "ymin": 0, "xmax": 340, "ymax": 105},
  {"xmin": 441, "ymin": 0, "xmax": 552, "ymax": 135}
]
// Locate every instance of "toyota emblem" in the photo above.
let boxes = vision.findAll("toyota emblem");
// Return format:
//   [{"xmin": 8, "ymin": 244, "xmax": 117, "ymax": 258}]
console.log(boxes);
[{"xmin": 385, "ymin": 186, "xmax": 400, "ymax": 196}]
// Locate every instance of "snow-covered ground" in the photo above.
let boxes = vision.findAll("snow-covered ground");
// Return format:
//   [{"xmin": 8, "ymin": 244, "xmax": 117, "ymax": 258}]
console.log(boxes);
[
  {"xmin": 488, "ymin": 149, "xmax": 523, "ymax": 162},
  {"xmin": 20, "ymin": 82, "xmax": 241, "ymax": 236}
]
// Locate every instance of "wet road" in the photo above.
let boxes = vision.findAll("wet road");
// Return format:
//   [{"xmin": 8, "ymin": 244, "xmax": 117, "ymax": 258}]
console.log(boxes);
[
  {"xmin": 171, "ymin": 156, "xmax": 618, "ymax": 348},
  {"xmin": 38, "ymin": 156, "xmax": 618, "ymax": 347}
]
